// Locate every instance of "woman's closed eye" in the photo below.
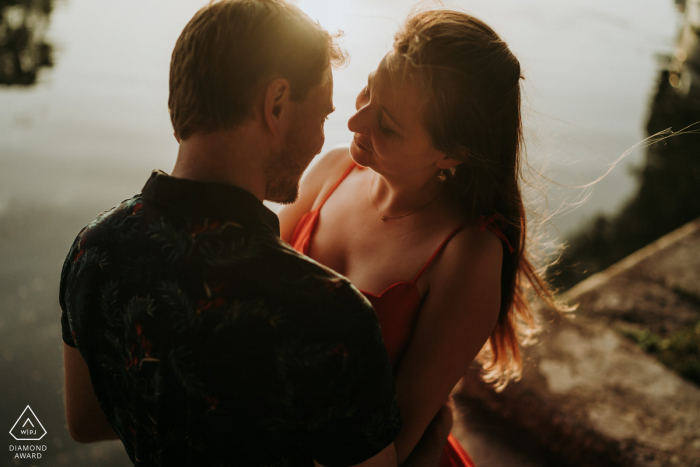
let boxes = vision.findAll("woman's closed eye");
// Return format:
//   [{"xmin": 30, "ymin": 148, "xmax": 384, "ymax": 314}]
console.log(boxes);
[
  {"xmin": 358, "ymin": 84, "xmax": 398, "ymax": 136},
  {"xmin": 379, "ymin": 112, "xmax": 401, "ymax": 135},
  {"xmin": 378, "ymin": 115, "xmax": 395, "ymax": 135}
]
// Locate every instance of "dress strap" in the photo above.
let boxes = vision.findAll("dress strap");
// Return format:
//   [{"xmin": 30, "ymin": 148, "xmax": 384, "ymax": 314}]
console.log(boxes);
[
  {"xmin": 316, "ymin": 161, "xmax": 356, "ymax": 210},
  {"xmin": 411, "ymin": 223, "xmax": 468, "ymax": 283},
  {"xmin": 411, "ymin": 214, "xmax": 516, "ymax": 283},
  {"xmin": 478, "ymin": 214, "xmax": 516, "ymax": 254}
]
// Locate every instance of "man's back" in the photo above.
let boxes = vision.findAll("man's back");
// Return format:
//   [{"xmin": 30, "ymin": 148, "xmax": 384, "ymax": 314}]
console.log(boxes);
[{"xmin": 60, "ymin": 170, "xmax": 401, "ymax": 466}]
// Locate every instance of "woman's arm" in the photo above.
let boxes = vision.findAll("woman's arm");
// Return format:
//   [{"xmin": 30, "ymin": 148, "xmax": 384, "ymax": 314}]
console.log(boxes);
[
  {"xmin": 392, "ymin": 227, "xmax": 503, "ymax": 464},
  {"xmin": 315, "ymin": 406, "xmax": 452, "ymax": 467},
  {"xmin": 63, "ymin": 343, "xmax": 120, "ymax": 443},
  {"xmin": 401, "ymin": 401, "xmax": 453, "ymax": 467},
  {"xmin": 278, "ymin": 146, "xmax": 352, "ymax": 243}
]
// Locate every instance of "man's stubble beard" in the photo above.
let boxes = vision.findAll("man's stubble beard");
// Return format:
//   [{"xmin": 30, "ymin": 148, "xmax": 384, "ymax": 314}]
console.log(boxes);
[{"xmin": 264, "ymin": 126, "xmax": 307, "ymax": 205}]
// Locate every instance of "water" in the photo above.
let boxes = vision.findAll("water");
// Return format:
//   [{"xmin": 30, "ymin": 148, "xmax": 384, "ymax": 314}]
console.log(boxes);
[
  {"xmin": 0, "ymin": 0, "xmax": 679, "ymax": 232},
  {"xmin": 0, "ymin": 0, "xmax": 680, "ymax": 465}
]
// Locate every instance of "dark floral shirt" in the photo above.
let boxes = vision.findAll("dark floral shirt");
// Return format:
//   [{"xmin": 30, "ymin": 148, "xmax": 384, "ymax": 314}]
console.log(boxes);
[{"xmin": 60, "ymin": 170, "xmax": 402, "ymax": 467}]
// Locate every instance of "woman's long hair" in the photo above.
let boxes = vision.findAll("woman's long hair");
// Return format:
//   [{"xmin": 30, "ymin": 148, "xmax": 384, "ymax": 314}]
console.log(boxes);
[{"xmin": 393, "ymin": 10, "xmax": 565, "ymax": 389}]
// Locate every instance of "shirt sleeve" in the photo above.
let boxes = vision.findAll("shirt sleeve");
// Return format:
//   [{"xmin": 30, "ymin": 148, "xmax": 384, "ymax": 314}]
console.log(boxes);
[
  {"xmin": 61, "ymin": 308, "xmax": 77, "ymax": 348},
  {"xmin": 307, "ymin": 289, "xmax": 402, "ymax": 467}
]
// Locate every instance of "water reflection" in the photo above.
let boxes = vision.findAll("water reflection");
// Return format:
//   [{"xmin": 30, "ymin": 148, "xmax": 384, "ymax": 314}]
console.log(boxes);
[
  {"xmin": 0, "ymin": 0, "xmax": 53, "ymax": 86},
  {"xmin": 668, "ymin": 0, "xmax": 700, "ymax": 101},
  {"xmin": 551, "ymin": 0, "xmax": 700, "ymax": 291}
]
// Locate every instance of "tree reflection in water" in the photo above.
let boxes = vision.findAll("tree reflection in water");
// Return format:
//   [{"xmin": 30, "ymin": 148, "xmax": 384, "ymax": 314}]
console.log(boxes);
[
  {"xmin": 550, "ymin": 2, "xmax": 700, "ymax": 292},
  {"xmin": 0, "ymin": 0, "xmax": 53, "ymax": 86}
]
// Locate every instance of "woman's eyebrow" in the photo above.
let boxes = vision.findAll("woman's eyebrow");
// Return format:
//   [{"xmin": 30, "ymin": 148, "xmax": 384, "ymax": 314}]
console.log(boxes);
[{"xmin": 368, "ymin": 73, "xmax": 404, "ymax": 131}]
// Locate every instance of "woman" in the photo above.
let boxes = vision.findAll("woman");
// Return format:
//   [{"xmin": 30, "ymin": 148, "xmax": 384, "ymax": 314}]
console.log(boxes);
[{"xmin": 280, "ymin": 10, "xmax": 557, "ymax": 466}]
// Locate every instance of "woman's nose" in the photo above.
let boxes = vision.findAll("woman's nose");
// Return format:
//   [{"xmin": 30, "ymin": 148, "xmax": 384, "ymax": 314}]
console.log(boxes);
[{"xmin": 347, "ymin": 104, "xmax": 369, "ymax": 134}]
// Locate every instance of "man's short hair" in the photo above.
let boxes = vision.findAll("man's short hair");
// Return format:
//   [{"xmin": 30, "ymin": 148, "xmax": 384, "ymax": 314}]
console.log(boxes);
[{"xmin": 169, "ymin": 0, "xmax": 347, "ymax": 140}]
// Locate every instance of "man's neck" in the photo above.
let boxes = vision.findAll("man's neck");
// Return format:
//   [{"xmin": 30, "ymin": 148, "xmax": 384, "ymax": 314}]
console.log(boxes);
[{"xmin": 170, "ymin": 127, "xmax": 269, "ymax": 202}]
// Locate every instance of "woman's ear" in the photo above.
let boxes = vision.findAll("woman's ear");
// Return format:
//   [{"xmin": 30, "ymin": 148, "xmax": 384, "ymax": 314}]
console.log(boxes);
[
  {"xmin": 437, "ymin": 144, "xmax": 471, "ymax": 171},
  {"xmin": 262, "ymin": 78, "xmax": 291, "ymax": 138},
  {"xmin": 437, "ymin": 155, "xmax": 464, "ymax": 170}
]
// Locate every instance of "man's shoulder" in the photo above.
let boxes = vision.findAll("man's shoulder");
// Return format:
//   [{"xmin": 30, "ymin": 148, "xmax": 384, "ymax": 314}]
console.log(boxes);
[
  {"xmin": 261, "ymin": 239, "xmax": 374, "ymax": 316},
  {"xmin": 72, "ymin": 195, "xmax": 145, "ymax": 245},
  {"xmin": 59, "ymin": 195, "xmax": 151, "ymax": 298}
]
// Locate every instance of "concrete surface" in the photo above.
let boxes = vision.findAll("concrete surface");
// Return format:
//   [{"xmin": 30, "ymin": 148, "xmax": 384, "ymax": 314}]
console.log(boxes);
[{"xmin": 453, "ymin": 218, "xmax": 700, "ymax": 467}]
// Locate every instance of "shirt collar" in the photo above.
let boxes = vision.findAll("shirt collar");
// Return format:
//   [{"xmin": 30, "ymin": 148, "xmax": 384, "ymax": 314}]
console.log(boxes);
[{"xmin": 141, "ymin": 169, "xmax": 281, "ymax": 237}]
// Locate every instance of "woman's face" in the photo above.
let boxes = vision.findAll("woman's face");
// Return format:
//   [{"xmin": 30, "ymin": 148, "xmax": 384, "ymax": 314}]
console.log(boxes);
[{"xmin": 347, "ymin": 52, "xmax": 447, "ymax": 178}]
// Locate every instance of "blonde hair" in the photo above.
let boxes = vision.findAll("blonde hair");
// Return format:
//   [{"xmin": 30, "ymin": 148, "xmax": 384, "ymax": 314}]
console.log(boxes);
[
  {"xmin": 393, "ymin": 10, "xmax": 567, "ymax": 389},
  {"xmin": 169, "ymin": 0, "xmax": 347, "ymax": 140}
]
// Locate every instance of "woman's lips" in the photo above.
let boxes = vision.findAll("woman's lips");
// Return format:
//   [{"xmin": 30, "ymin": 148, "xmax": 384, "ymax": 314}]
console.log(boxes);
[{"xmin": 353, "ymin": 134, "xmax": 373, "ymax": 153}]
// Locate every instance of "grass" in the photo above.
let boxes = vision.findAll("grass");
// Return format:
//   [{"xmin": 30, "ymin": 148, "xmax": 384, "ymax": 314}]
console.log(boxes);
[{"xmin": 621, "ymin": 322, "xmax": 700, "ymax": 386}]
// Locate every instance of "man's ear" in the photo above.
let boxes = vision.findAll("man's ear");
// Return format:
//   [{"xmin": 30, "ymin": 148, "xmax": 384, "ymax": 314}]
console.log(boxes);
[{"xmin": 262, "ymin": 78, "xmax": 292, "ymax": 138}]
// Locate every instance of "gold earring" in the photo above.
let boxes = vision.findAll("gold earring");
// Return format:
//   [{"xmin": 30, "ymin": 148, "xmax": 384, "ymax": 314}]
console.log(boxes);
[{"xmin": 437, "ymin": 169, "xmax": 447, "ymax": 182}]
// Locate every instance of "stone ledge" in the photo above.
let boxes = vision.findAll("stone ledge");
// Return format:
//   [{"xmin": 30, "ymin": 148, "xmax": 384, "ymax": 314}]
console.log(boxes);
[{"xmin": 454, "ymin": 217, "xmax": 700, "ymax": 467}]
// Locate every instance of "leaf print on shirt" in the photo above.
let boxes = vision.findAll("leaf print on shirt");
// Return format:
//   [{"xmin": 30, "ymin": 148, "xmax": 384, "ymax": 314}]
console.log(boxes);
[
  {"xmin": 364, "ymin": 396, "xmax": 403, "ymax": 449},
  {"xmin": 213, "ymin": 299, "xmax": 285, "ymax": 334},
  {"xmin": 84, "ymin": 205, "xmax": 119, "ymax": 231},
  {"xmin": 157, "ymin": 281, "xmax": 199, "ymax": 333},
  {"xmin": 100, "ymin": 280, "xmax": 125, "ymax": 330},
  {"xmin": 147, "ymin": 217, "xmax": 247, "ymax": 267},
  {"xmin": 123, "ymin": 295, "xmax": 156, "ymax": 327},
  {"xmin": 196, "ymin": 228, "xmax": 268, "ymax": 269},
  {"xmin": 197, "ymin": 237, "xmax": 257, "ymax": 268},
  {"xmin": 168, "ymin": 345, "xmax": 207, "ymax": 398},
  {"xmin": 120, "ymin": 251, "xmax": 162, "ymax": 285},
  {"xmin": 74, "ymin": 246, "xmax": 110, "ymax": 273},
  {"xmin": 190, "ymin": 219, "xmax": 242, "ymax": 237},
  {"xmin": 131, "ymin": 201, "xmax": 144, "ymax": 216},
  {"xmin": 195, "ymin": 280, "xmax": 227, "ymax": 314},
  {"xmin": 146, "ymin": 218, "xmax": 194, "ymax": 264}
]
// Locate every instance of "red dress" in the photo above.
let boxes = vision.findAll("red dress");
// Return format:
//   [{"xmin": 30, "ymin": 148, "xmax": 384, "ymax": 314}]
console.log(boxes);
[{"xmin": 291, "ymin": 162, "xmax": 512, "ymax": 467}]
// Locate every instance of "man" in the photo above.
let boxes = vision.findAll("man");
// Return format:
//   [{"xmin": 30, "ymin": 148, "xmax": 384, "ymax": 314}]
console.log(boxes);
[{"xmin": 60, "ymin": 1, "xmax": 450, "ymax": 466}]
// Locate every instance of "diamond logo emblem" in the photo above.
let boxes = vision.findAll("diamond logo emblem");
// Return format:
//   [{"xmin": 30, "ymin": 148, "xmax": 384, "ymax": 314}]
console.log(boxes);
[{"xmin": 9, "ymin": 406, "xmax": 47, "ymax": 441}]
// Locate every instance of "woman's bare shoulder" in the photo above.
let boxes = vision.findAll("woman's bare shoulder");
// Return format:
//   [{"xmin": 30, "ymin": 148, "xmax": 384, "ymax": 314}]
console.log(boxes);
[
  {"xmin": 423, "ymin": 221, "xmax": 503, "ymax": 323},
  {"xmin": 431, "ymin": 222, "xmax": 504, "ymax": 294},
  {"xmin": 314, "ymin": 145, "xmax": 352, "ymax": 170},
  {"xmin": 447, "ymin": 223, "xmax": 504, "ymax": 272},
  {"xmin": 301, "ymin": 145, "xmax": 354, "ymax": 209},
  {"xmin": 278, "ymin": 146, "xmax": 353, "ymax": 242}
]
